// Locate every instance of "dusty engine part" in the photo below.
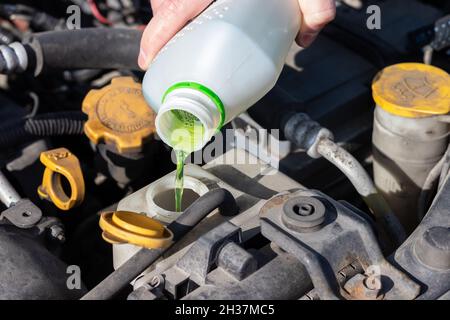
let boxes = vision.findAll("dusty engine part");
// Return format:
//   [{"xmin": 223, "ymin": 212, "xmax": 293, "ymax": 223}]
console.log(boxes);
[
  {"xmin": 112, "ymin": 149, "xmax": 300, "ymax": 270},
  {"xmin": 0, "ymin": 198, "xmax": 42, "ymax": 229},
  {"xmin": 283, "ymin": 112, "xmax": 405, "ymax": 250},
  {"xmin": 1, "ymin": 148, "xmax": 82, "ymax": 300},
  {"xmin": 145, "ymin": 222, "xmax": 312, "ymax": 300},
  {"xmin": 392, "ymin": 173, "xmax": 450, "ymax": 300},
  {"xmin": 120, "ymin": 150, "xmax": 314, "ymax": 300},
  {"xmin": 0, "ymin": 225, "xmax": 85, "ymax": 300},
  {"xmin": 0, "ymin": 171, "xmax": 42, "ymax": 228},
  {"xmin": 119, "ymin": 151, "xmax": 426, "ymax": 300},
  {"xmin": 82, "ymin": 188, "xmax": 239, "ymax": 300},
  {"xmin": 121, "ymin": 149, "xmax": 448, "ymax": 301},
  {"xmin": 260, "ymin": 190, "xmax": 419, "ymax": 300},
  {"xmin": 372, "ymin": 63, "xmax": 449, "ymax": 233}
]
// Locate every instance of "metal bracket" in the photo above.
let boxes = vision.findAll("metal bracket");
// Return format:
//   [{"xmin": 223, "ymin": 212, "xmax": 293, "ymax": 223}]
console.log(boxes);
[
  {"xmin": 0, "ymin": 199, "xmax": 42, "ymax": 229},
  {"xmin": 260, "ymin": 190, "xmax": 421, "ymax": 300},
  {"xmin": 176, "ymin": 221, "xmax": 242, "ymax": 285}
]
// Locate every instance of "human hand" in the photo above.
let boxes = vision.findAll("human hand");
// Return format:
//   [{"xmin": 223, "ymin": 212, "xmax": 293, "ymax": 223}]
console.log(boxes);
[{"xmin": 138, "ymin": 0, "xmax": 336, "ymax": 70}]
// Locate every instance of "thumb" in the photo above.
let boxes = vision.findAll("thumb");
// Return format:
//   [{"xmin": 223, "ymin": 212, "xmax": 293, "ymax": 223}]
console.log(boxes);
[{"xmin": 296, "ymin": 0, "xmax": 336, "ymax": 47}]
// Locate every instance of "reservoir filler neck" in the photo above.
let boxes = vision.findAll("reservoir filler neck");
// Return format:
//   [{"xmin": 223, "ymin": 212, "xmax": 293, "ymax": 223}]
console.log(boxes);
[
  {"xmin": 162, "ymin": 82, "xmax": 226, "ymax": 130},
  {"xmin": 156, "ymin": 83, "xmax": 224, "ymax": 152}
]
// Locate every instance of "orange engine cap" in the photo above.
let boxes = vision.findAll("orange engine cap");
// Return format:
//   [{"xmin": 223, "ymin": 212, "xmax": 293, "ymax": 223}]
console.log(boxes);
[
  {"xmin": 82, "ymin": 77, "xmax": 156, "ymax": 153},
  {"xmin": 372, "ymin": 63, "xmax": 450, "ymax": 118}
]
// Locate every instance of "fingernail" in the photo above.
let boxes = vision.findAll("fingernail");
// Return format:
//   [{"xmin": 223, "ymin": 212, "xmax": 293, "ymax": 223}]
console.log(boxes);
[{"xmin": 138, "ymin": 48, "xmax": 149, "ymax": 70}]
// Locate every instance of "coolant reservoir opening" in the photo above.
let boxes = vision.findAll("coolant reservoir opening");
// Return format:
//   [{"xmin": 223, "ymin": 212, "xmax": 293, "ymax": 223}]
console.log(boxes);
[
  {"xmin": 153, "ymin": 188, "xmax": 200, "ymax": 212},
  {"xmin": 146, "ymin": 175, "xmax": 210, "ymax": 222}
]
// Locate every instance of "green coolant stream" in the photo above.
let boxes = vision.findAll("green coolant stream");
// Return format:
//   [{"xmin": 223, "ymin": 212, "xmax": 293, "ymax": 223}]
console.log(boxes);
[
  {"xmin": 175, "ymin": 150, "xmax": 187, "ymax": 212},
  {"xmin": 169, "ymin": 110, "xmax": 205, "ymax": 212}
]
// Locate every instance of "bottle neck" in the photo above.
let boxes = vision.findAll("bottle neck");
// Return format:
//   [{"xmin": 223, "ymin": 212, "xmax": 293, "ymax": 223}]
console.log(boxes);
[{"xmin": 156, "ymin": 88, "xmax": 221, "ymax": 153}]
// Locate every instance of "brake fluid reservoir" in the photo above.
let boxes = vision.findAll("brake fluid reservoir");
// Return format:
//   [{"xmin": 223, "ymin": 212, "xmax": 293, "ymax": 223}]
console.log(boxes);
[
  {"xmin": 372, "ymin": 63, "xmax": 449, "ymax": 233},
  {"xmin": 142, "ymin": 0, "xmax": 301, "ymax": 153}
]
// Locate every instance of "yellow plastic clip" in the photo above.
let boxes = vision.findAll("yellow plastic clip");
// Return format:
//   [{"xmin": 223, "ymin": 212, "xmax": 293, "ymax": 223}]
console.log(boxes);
[
  {"xmin": 99, "ymin": 211, "xmax": 173, "ymax": 249},
  {"xmin": 38, "ymin": 148, "xmax": 85, "ymax": 211}
]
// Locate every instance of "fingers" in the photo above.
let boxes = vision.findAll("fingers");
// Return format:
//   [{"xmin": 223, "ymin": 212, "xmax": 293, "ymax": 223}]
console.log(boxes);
[
  {"xmin": 297, "ymin": 0, "xmax": 336, "ymax": 47},
  {"xmin": 150, "ymin": 0, "xmax": 165, "ymax": 14},
  {"xmin": 139, "ymin": 0, "xmax": 213, "ymax": 70}
]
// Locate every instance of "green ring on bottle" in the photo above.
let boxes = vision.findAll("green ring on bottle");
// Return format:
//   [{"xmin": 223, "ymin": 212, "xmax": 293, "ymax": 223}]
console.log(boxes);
[{"xmin": 162, "ymin": 82, "xmax": 226, "ymax": 132}]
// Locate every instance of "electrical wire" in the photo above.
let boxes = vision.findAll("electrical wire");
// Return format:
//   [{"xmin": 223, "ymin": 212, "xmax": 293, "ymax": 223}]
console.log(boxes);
[{"xmin": 87, "ymin": 0, "xmax": 112, "ymax": 25}]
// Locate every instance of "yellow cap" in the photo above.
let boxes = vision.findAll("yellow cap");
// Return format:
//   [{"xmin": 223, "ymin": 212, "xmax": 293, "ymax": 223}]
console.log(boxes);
[
  {"xmin": 38, "ymin": 148, "xmax": 85, "ymax": 211},
  {"xmin": 372, "ymin": 63, "xmax": 450, "ymax": 118},
  {"xmin": 99, "ymin": 211, "xmax": 173, "ymax": 249},
  {"xmin": 82, "ymin": 77, "xmax": 156, "ymax": 153}
]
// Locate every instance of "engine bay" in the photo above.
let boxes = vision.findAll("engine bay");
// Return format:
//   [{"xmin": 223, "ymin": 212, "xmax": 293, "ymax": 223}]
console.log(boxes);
[{"xmin": 0, "ymin": 0, "xmax": 449, "ymax": 300}]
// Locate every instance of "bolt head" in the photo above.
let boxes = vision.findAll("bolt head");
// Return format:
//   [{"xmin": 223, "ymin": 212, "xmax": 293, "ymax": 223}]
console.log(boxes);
[
  {"xmin": 282, "ymin": 197, "xmax": 326, "ymax": 233},
  {"xmin": 344, "ymin": 274, "xmax": 383, "ymax": 300}
]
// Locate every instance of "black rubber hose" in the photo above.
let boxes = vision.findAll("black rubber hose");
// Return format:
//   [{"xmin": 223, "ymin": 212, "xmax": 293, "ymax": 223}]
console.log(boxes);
[
  {"xmin": 31, "ymin": 28, "xmax": 142, "ymax": 72},
  {"xmin": 0, "ymin": 111, "xmax": 87, "ymax": 149},
  {"xmin": 169, "ymin": 188, "xmax": 239, "ymax": 241},
  {"xmin": 0, "ymin": 4, "xmax": 61, "ymax": 32},
  {"xmin": 0, "ymin": 54, "xmax": 6, "ymax": 71},
  {"xmin": 81, "ymin": 188, "xmax": 239, "ymax": 300},
  {"xmin": 0, "ymin": 27, "xmax": 15, "ymax": 45}
]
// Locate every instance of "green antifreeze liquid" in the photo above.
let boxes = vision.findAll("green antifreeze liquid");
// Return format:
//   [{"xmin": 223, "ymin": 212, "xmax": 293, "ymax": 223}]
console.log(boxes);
[
  {"xmin": 170, "ymin": 110, "xmax": 205, "ymax": 212},
  {"xmin": 174, "ymin": 150, "xmax": 186, "ymax": 212}
]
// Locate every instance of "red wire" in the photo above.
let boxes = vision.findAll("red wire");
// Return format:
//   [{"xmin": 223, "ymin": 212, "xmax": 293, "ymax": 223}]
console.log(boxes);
[
  {"xmin": 87, "ymin": 0, "xmax": 112, "ymax": 25},
  {"xmin": 87, "ymin": 0, "xmax": 147, "ymax": 30}
]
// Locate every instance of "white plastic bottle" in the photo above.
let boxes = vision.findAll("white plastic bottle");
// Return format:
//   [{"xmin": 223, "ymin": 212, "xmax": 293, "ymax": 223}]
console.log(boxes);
[{"xmin": 143, "ymin": 0, "xmax": 301, "ymax": 153}]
